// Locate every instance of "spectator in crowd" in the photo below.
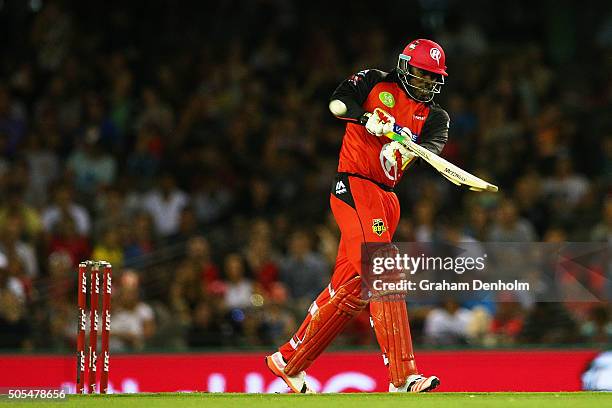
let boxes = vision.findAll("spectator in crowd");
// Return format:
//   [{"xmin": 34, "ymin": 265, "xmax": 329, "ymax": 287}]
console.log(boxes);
[
  {"xmin": 142, "ymin": 173, "xmax": 189, "ymax": 238},
  {"xmin": 187, "ymin": 300, "xmax": 226, "ymax": 348},
  {"xmin": 487, "ymin": 301, "xmax": 525, "ymax": 345},
  {"xmin": 423, "ymin": 299, "xmax": 474, "ymax": 345},
  {"xmin": 30, "ymin": 1, "xmax": 73, "ymax": 71},
  {"xmin": 239, "ymin": 175, "xmax": 277, "ymax": 218},
  {"xmin": 108, "ymin": 63, "xmax": 134, "ymax": 144},
  {"xmin": 170, "ymin": 261, "xmax": 209, "ymax": 324},
  {"xmin": 394, "ymin": 218, "xmax": 416, "ymax": 242},
  {"xmin": 520, "ymin": 303, "xmax": 580, "ymax": 344},
  {"xmin": 279, "ymin": 230, "xmax": 328, "ymax": 310},
  {"xmin": 192, "ymin": 173, "xmax": 234, "ymax": 225},
  {"xmin": 414, "ymin": 200, "xmax": 437, "ymax": 242},
  {"xmin": 580, "ymin": 305, "xmax": 612, "ymax": 344},
  {"xmin": 0, "ymin": 290, "xmax": 31, "ymax": 349},
  {"xmin": 43, "ymin": 251, "xmax": 75, "ymax": 350},
  {"xmin": 0, "ymin": 214, "xmax": 38, "ymax": 278},
  {"xmin": 0, "ymin": 253, "xmax": 25, "ymax": 302},
  {"xmin": 315, "ymin": 213, "xmax": 340, "ymax": 267},
  {"xmin": 0, "ymin": 84, "xmax": 26, "ymax": 156},
  {"xmin": 23, "ymin": 132, "xmax": 61, "ymax": 208},
  {"xmin": 166, "ymin": 206, "xmax": 201, "ymax": 244},
  {"xmin": 136, "ymin": 87, "xmax": 174, "ymax": 136},
  {"xmin": 0, "ymin": 184, "xmax": 43, "ymax": 243},
  {"xmin": 4, "ymin": 253, "xmax": 30, "ymax": 301},
  {"xmin": 258, "ymin": 285, "xmax": 296, "ymax": 347},
  {"xmin": 223, "ymin": 253, "xmax": 253, "ymax": 310},
  {"xmin": 465, "ymin": 203, "xmax": 490, "ymax": 242},
  {"xmin": 47, "ymin": 215, "xmax": 90, "ymax": 266},
  {"xmin": 487, "ymin": 198, "xmax": 537, "ymax": 242},
  {"xmin": 42, "ymin": 184, "xmax": 91, "ymax": 237},
  {"xmin": 170, "ymin": 237, "xmax": 221, "ymax": 323},
  {"xmin": 126, "ymin": 124, "xmax": 162, "ymax": 188},
  {"xmin": 66, "ymin": 126, "xmax": 117, "ymax": 196},
  {"xmin": 110, "ymin": 271, "xmax": 156, "ymax": 351},
  {"xmin": 92, "ymin": 187, "xmax": 130, "ymax": 237},
  {"xmin": 123, "ymin": 212, "xmax": 156, "ymax": 266},
  {"xmin": 244, "ymin": 219, "xmax": 281, "ymax": 297},
  {"xmin": 513, "ymin": 171, "xmax": 550, "ymax": 237},
  {"xmin": 184, "ymin": 236, "xmax": 220, "ymax": 285},
  {"xmin": 543, "ymin": 156, "xmax": 590, "ymax": 210},
  {"xmin": 92, "ymin": 228, "xmax": 124, "ymax": 269}
]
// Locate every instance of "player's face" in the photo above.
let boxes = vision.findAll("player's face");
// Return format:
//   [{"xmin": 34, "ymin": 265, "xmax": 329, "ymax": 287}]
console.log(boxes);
[
  {"xmin": 408, "ymin": 67, "xmax": 440, "ymax": 100},
  {"xmin": 397, "ymin": 55, "xmax": 445, "ymax": 102}
]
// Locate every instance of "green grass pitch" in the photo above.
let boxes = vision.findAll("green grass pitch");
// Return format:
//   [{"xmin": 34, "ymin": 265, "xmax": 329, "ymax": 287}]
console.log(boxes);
[{"xmin": 9, "ymin": 392, "xmax": 611, "ymax": 408}]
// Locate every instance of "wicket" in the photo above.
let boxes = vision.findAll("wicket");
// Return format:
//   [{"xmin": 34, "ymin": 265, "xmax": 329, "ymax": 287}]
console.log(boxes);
[{"xmin": 76, "ymin": 261, "xmax": 112, "ymax": 394}]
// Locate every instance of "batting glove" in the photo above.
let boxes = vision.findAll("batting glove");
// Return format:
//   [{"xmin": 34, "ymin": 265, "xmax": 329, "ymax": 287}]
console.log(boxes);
[
  {"xmin": 382, "ymin": 141, "xmax": 417, "ymax": 169},
  {"xmin": 365, "ymin": 108, "xmax": 395, "ymax": 137}
]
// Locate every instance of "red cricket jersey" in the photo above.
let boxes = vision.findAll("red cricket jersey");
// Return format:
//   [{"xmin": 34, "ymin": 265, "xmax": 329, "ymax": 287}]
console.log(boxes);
[{"xmin": 331, "ymin": 69, "xmax": 449, "ymax": 188}]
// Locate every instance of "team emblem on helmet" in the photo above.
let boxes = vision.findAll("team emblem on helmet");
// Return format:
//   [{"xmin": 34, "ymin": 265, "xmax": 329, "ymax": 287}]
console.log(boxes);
[
  {"xmin": 429, "ymin": 48, "xmax": 441, "ymax": 65},
  {"xmin": 378, "ymin": 92, "xmax": 395, "ymax": 108},
  {"xmin": 372, "ymin": 219, "xmax": 387, "ymax": 236}
]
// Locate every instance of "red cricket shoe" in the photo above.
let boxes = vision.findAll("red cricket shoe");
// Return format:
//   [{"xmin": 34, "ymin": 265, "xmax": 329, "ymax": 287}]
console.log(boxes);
[{"xmin": 265, "ymin": 351, "xmax": 315, "ymax": 393}]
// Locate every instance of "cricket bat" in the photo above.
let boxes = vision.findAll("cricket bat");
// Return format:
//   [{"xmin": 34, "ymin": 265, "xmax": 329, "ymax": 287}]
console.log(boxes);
[{"xmin": 387, "ymin": 124, "xmax": 499, "ymax": 192}]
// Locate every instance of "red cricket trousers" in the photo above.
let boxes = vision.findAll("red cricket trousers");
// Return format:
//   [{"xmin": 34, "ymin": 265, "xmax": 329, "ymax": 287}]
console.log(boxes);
[{"xmin": 279, "ymin": 173, "xmax": 400, "ymax": 360}]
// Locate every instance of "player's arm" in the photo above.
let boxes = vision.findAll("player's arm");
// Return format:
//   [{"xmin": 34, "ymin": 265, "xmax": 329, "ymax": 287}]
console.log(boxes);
[
  {"xmin": 418, "ymin": 105, "xmax": 449, "ymax": 155},
  {"xmin": 328, "ymin": 69, "xmax": 386, "ymax": 125}
]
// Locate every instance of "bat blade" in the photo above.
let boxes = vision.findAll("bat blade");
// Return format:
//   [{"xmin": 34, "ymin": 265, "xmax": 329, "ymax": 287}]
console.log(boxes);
[{"xmin": 386, "ymin": 128, "xmax": 499, "ymax": 193}]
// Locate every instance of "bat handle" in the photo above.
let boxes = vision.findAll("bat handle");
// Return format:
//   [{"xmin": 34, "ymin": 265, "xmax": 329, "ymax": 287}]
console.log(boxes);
[
  {"xmin": 385, "ymin": 132, "xmax": 404, "ymax": 143},
  {"xmin": 392, "ymin": 123, "xmax": 404, "ymax": 134}
]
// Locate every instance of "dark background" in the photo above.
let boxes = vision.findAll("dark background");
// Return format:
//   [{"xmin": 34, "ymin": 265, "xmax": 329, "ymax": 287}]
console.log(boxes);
[{"xmin": 0, "ymin": 0, "xmax": 610, "ymax": 351}]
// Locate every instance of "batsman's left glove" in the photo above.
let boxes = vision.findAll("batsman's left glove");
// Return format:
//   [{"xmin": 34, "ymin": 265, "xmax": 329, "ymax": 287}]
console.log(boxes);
[{"xmin": 365, "ymin": 108, "xmax": 395, "ymax": 137}]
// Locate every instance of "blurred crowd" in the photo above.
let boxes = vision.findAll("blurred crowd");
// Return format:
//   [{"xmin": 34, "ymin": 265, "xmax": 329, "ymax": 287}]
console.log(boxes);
[{"xmin": 0, "ymin": 0, "xmax": 611, "ymax": 351}]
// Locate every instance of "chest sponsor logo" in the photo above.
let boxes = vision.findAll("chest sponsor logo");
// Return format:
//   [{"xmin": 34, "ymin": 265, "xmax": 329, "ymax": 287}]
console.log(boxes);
[
  {"xmin": 372, "ymin": 219, "xmax": 387, "ymax": 237},
  {"xmin": 413, "ymin": 115, "xmax": 425, "ymax": 121},
  {"xmin": 378, "ymin": 92, "xmax": 395, "ymax": 108}
]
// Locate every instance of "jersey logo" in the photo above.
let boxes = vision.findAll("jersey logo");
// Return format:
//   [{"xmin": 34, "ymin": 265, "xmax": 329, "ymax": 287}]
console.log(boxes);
[
  {"xmin": 413, "ymin": 114, "xmax": 425, "ymax": 121},
  {"xmin": 335, "ymin": 180, "xmax": 347, "ymax": 194},
  {"xmin": 379, "ymin": 92, "xmax": 395, "ymax": 108},
  {"xmin": 372, "ymin": 219, "xmax": 387, "ymax": 236},
  {"xmin": 379, "ymin": 142, "xmax": 398, "ymax": 181}
]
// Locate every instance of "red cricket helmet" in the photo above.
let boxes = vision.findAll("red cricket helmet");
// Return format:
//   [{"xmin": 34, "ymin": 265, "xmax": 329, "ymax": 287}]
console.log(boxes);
[
  {"xmin": 397, "ymin": 39, "xmax": 448, "ymax": 102},
  {"xmin": 401, "ymin": 39, "xmax": 448, "ymax": 76}
]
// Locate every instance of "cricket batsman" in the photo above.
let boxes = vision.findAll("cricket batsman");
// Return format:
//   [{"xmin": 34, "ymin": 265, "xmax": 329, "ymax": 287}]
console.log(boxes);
[{"xmin": 266, "ymin": 39, "xmax": 450, "ymax": 393}]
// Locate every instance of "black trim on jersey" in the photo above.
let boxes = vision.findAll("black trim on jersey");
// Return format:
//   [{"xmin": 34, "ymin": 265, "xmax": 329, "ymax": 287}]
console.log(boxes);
[
  {"xmin": 339, "ymin": 172, "xmax": 394, "ymax": 192},
  {"xmin": 419, "ymin": 104, "xmax": 449, "ymax": 155},
  {"xmin": 331, "ymin": 173, "xmax": 356, "ymax": 209},
  {"xmin": 330, "ymin": 69, "xmax": 390, "ymax": 122}
]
